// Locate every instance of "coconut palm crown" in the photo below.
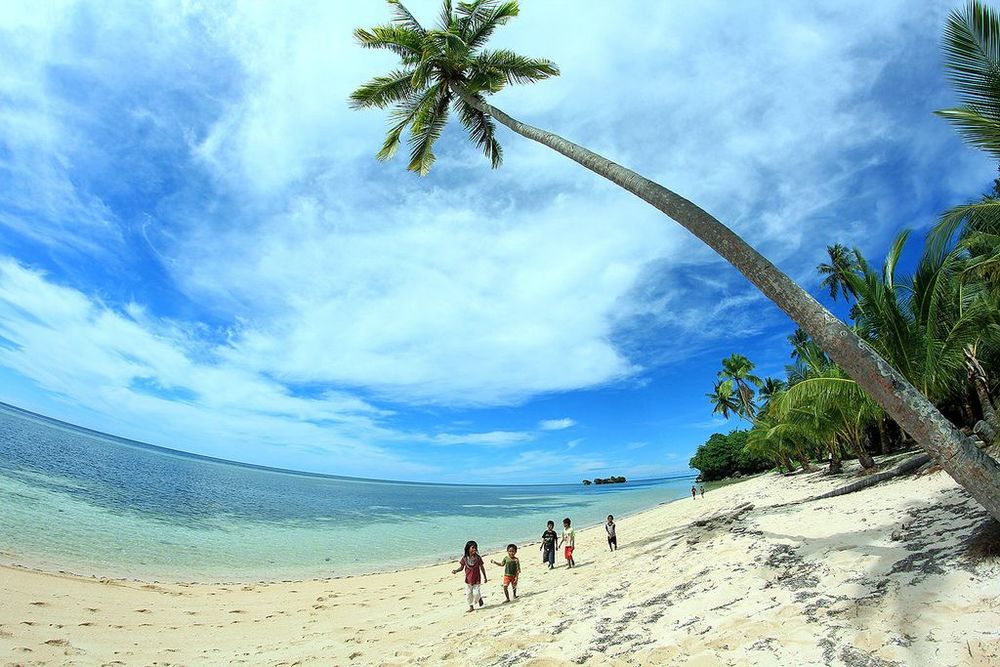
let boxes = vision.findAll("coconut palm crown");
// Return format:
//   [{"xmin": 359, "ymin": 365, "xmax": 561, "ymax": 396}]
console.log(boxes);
[{"xmin": 349, "ymin": 0, "xmax": 559, "ymax": 175}]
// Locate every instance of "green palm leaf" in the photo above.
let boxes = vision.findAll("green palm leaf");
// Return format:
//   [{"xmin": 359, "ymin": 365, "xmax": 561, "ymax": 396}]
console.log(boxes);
[
  {"xmin": 937, "ymin": 1, "xmax": 1000, "ymax": 159},
  {"xmin": 348, "ymin": 68, "xmax": 417, "ymax": 110},
  {"xmin": 457, "ymin": 97, "xmax": 502, "ymax": 167},
  {"xmin": 407, "ymin": 86, "xmax": 452, "ymax": 175}
]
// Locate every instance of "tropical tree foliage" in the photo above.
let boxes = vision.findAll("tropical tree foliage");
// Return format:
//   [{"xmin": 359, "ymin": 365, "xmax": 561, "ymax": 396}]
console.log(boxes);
[
  {"xmin": 689, "ymin": 430, "xmax": 770, "ymax": 481},
  {"xmin": 352, "ymin": 0, "xmax": 1000, "ymax": 520}
]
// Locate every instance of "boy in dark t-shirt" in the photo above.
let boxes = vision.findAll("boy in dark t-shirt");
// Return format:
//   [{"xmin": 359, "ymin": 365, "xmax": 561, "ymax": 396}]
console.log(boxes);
[{"xmin": 540, "ymin": 520, "xmax": 558, "ymax": 569}]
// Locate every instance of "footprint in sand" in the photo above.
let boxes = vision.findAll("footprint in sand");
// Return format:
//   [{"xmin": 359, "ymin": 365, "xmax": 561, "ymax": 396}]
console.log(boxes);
[
  {"xmin": 229, "ymin": 609, "xmax": 247, "ymax": 614},
  {"xmin": 78, "ymin": 622, "xmax": 95, "ymax": 627},
  {"xmin": 44, "ymin": 639, "xmax": 69, "ymax": 646},
  {"xmin": 20, "ymin": 621, "xmax": 36, "ymax": 626},
  {"xmin": 85, "ymin": 607, "xmax": 99, "ymax": 613},
  {"xmin": 135, "ymin": 609, "xmax": 151, "ymax": 614},
  {"xmin": 29, "ymin": 601, "xmax": 48, "ymax": 606},
  {"xmin": 13, "ymin": 646, "xmax": 32, "ymax": 653}
]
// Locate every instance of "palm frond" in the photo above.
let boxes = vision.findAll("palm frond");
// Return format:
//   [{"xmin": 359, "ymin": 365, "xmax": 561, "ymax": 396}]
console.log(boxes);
[
  {"xmin": 349, "ymin": 68, "xmax": 417, "ymax": 110},
  {"xmin": 463, "ymin": 1, "xmax": 519, "ymax": 50},
  {"xmin": 437, "ymin": 0, "xmax": 455, "ymax": 31},
  {"xmin": 457, "ymin": 97, "xmax": 503, "ymax": 167},
  {"xmin": 375, "ymin": 86, "xmax": 437, "ymax": 162},
  {"xmin": 936, "ymin": 107, "xmax": 1000, "ymax": 159},
  {"xmin": 941, "ymin": 2, "xmax": 1000, "ymax": 112},
  {"xmin": 387, "ymin": 0, "xmax": 427, "ymax": 35},
  {"xmin": 407, "ymin": 86, "xmax": 451, "ymax": 175},
  {"xmin": 353, "ymin": 25, "xmax": 425, "ymax": 63},
  {"xmin": 471, "ymin": 50, "xmax": 559, "ymax": 89}
]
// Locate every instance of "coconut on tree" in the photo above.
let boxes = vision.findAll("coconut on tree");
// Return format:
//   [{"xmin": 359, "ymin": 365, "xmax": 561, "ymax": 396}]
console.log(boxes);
[{"xmin": 348, "ymin": 0, "xmax": 1000, "ymax": 520}]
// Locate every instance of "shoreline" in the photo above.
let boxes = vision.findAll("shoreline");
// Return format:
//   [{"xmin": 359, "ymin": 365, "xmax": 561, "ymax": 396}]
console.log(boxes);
[
  {"xmin": 0, "ymin": 481, "xmax": 698, "ymax": 586},
  {"xmin": 3, "ymin": 465, "xmax": 998, "ymax": 665}
]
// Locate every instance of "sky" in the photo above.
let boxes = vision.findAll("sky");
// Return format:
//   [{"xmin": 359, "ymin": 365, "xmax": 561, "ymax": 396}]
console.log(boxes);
[{"xmin": 0, "ymin": 0, "xmax": 994, "ymax": 484}]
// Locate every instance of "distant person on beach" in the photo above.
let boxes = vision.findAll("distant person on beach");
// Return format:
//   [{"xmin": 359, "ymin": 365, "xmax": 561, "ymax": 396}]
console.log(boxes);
[
  {"xmin": 540, "ymin": 520, "xmax": 558, "ymax": 569},
  {"xmin": 558, "ymin": 517, "xmax": 576, "ymax": 568},
  {"xmin": 700, "ymin": 485, "xmax": 705, "ymax": 498},
  {"xmin": 491, "ymin": 544, "xmax": 521, "ymax": 602},
  {"xmin": 605, "ymin": 515, "xmax": 617, "ymax": 551},
  {"xmin": 692, "ymin": 485, "xmax": 697, "ymax": 499},
  {"xmin": 451, "ymin": 540, "xmax": 487, "ymax": 612}
]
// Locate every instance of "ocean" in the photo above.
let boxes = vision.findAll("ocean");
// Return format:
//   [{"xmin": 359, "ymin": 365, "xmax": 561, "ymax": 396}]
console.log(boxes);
[{"xmin": 0, "ymin": 403, "xmax": 695, "ymax": 582}]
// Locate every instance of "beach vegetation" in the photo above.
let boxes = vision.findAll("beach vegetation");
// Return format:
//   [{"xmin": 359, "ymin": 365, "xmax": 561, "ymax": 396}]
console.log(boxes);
[
  {"xmin": 689, "ymin": 430, "xmax": 770, "ymax": 481},
  {"xmin": 350, "ymin": 0, "xmax": 1000, "ymax": 520}
]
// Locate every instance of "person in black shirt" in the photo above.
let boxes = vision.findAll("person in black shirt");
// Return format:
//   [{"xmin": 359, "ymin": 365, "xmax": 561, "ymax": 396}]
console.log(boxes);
[{"xmin": 540, "ymin": 520, "xmax": 558, "ymax": 569}]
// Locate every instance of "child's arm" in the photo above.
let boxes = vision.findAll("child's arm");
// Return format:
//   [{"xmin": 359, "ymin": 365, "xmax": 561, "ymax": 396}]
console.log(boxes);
[
  {"xmin": 451, "ymin": 559, "xmax": 463, "ymax": 575},
  {"xmin": 480, "ymin": 561, "xmax": 487, "ymax": 583}
]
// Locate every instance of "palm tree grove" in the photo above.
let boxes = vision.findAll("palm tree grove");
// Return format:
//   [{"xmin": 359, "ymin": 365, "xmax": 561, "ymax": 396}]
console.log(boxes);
[{"xmin": 350, "ymin": 0, "xmax": 1000, "ymax": 520}]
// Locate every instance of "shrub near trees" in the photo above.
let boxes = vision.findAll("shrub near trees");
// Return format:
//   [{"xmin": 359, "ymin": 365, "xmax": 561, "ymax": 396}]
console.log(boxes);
[{"xmin": 689, "ymin": 431, "xmax": 771, "ymax": 481}]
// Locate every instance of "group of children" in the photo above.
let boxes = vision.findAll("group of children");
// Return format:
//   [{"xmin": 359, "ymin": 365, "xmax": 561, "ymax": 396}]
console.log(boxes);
[{"xmin": 452, "ymin": 515, "xmax": 618, "ymax": 613}]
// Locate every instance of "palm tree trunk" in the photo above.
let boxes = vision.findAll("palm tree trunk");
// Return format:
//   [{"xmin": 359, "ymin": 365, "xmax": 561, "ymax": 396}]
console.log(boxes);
[
  {"xmin": 850, "ymin": 436, "xmax": 877, "ymax": 470},
  {"xmin": 455, "ymin": 89, "xmax": 1000, "ymax": 521},
  {"xmin": 828, "ymin": 441, "xmax": 843, "ymax": 474},
  {"xmin": 877, "ymin": 418, "xmax": 891, "ymax": 455}
]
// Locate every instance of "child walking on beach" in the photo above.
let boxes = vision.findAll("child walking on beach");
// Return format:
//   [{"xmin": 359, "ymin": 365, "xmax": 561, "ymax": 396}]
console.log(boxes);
[
  {"xmin": 540, "ymin": 520, "xmax": 557, "ymax": 569},
  {"xmin": 452, "ymin": 540, "xmax": 487, "ymax": 612},
  {"xmin": 558, "ymin": 517, "xmax": 576, "ymax": 568},
  {"xmin": 491, "ymin": 544, "xmax": 521, "ymax": 602},
  {"xmin": 606, "ymin": 514, "xmax": 617, "ymax": 551}
]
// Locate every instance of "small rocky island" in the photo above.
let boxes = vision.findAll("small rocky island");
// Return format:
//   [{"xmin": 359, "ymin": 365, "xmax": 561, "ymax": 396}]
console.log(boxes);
[{"xmin": 582, "ymin": 476, "xmax": 627, "ymax": 485}]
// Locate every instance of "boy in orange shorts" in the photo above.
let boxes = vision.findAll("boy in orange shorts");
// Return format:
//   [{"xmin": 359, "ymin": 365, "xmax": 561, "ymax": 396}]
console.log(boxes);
[{"xmin": 491, "ymin": 544, "xmax": 521, "ymax": 602}]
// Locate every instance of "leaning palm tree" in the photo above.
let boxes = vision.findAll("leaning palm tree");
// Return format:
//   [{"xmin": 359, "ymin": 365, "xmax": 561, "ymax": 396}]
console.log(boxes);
[{"xmin": 349, "ymin": 0, "xmax": 1000, "ymax": 520}]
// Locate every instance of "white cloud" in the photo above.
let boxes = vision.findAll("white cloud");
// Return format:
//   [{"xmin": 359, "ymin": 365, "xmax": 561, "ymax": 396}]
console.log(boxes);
[
  {"xmin": 539, "ymin": 418, "xmax": 576, "ymax": 431},
  {"xmin": 429, "ymin": 430, "xmax": 532, "ymax": 447},
  {"xmin": 0, "ymin": 259, "xmax": 423, "ymax": 478}
]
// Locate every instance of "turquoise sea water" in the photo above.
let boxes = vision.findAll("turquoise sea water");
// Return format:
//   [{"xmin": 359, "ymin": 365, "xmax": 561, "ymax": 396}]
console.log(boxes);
[{"xmin": 0, "ymin": 403, "xmax": 695, "ymax": 582}]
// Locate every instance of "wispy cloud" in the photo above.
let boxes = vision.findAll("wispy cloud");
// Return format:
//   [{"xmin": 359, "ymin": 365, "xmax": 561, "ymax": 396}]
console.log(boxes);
[
  {"xmin": 429, "ymin": 431, "xmax": 533, "ymax": 447},
  {"xmin": 539, "ymin": 418, "xmax": 576, "ymax": 431}
]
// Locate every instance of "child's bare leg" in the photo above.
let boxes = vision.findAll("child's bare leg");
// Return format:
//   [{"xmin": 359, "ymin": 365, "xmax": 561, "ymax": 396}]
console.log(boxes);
[
  {"xmin": 502, "ymin": 584, "xmax": 510, "ymax": 602},
  {"xmin": 512, "ymin": 581, "xmax": 517, "ymax": 598}
]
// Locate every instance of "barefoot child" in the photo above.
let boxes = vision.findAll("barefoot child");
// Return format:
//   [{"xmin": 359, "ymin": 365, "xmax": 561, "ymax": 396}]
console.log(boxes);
[
  {"xmin": 558, "ymin": 517, "xmax": 576, "ymax": 568},
  {"xmin": 491, "ymin": 544, "xmax": 521, "ymax": 602},
  {"xmin": 605, "ymin": 514, "xmax": 617, "ymax": 551},
  {"xmin": 452, "ymin": 540, "xmax": 487, "ymax": 612},
  {"xmin": 540, "ymin": 520, "xmax": 557, "ymax": 569}
]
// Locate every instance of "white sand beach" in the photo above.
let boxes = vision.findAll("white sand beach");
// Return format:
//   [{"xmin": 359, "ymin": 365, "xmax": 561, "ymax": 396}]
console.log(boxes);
[{"xmin": 2, "ymin": 464, "xmax": 998, "ymax": 666}]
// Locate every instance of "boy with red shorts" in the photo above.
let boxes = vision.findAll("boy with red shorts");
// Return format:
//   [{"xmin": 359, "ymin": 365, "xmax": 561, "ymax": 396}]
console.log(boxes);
[{"xmin": 558, "ymin": 517, "xmax": 576, "ymax": 568}]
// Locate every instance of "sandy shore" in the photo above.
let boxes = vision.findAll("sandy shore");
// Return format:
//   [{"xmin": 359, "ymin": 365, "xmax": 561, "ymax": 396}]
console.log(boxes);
[{"xmin": 2, "ymin": 463, "xmax": 998, "ymax": 666}]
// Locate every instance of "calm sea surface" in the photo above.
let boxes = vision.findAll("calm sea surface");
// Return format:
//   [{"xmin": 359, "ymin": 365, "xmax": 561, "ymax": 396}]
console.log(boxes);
[{"xmin": 0, "ymin": 404, "xmax": 695, "ymax": 582}]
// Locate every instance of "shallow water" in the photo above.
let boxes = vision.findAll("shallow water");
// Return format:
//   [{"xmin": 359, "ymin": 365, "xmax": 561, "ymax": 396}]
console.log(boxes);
[{"xmin": 0, "ymin": 403, "xmax": 694, "ymax": 581}]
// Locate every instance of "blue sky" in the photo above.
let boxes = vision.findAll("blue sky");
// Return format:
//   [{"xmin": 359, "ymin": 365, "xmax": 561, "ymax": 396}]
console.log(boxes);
[{"xmin": 0, "ymin": 0, "xmax": 993, "ymax": 483}]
